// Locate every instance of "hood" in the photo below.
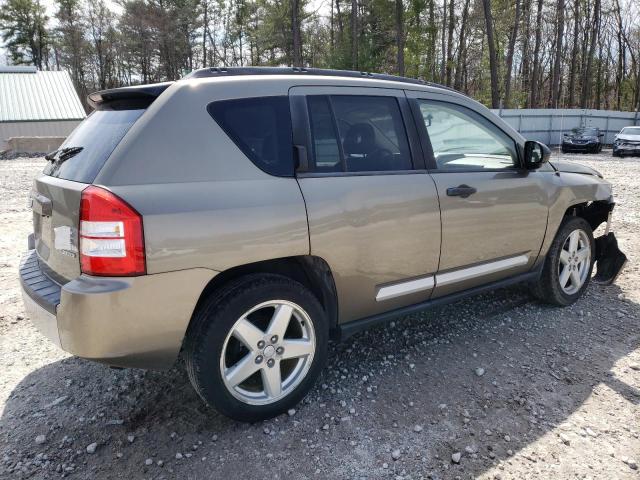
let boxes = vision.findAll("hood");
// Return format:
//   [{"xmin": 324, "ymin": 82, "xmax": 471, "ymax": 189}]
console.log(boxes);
[
  {"xmin": 550, "ymin": 161, "xmax": 603, "ymax": 178},
  {"xmin": 564, "ymin": 133, "xmax": 598, "ymax": 141},
  {"xmin": 615, "ymin": 133, "xmax": 640, "ymax": 142}
]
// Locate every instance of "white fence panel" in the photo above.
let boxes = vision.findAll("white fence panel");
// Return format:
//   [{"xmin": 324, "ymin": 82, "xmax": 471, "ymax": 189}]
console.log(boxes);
[{"xmin": 489, "ymin": 108, "xmax": 640, "ymax": 145}]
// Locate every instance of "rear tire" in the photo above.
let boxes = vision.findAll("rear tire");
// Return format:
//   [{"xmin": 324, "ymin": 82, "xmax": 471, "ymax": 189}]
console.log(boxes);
[
  {"xmin": 185, "ymin": 274, "xmax": 328, "ymax": 422},
  {"xmin": 532, "ymin": 216, "xmax": 595, "ymax": 306}
]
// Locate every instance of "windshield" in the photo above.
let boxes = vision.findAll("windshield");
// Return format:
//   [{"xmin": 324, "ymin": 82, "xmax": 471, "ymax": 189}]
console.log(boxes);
[
  {"xmin": 621, "ymin": 127, "xmax": 640, "ymax": 135},
  {"xmin": 572, "ymin": 128, "xmax": 598, "ymax": 136},
  {"xmin": 43, "ymin": 109, "xmax": 145, "ymax": 183}
]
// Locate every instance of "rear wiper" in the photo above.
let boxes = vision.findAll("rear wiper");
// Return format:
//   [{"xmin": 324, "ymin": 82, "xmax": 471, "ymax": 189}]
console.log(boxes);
[
  {"xmin": 45, "ymin": 146, "xmax": 84, "ymax": 164},
  {"xmin": 57, "ymin": 146, "xmax": 83, "ymax": 162},
  {"xmin": 44, "ymin": 149, "xmax": 60, "ymax": 162}
]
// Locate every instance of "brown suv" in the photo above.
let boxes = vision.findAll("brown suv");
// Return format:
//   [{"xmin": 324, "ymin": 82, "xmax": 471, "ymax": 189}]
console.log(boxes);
[{"xmin": 20, "ymin": 67, "xmax": 626, "ymax": 421}]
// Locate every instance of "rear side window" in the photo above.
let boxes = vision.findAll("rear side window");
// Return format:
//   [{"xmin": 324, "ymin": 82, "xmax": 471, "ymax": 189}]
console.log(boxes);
[
  {"xmin": 44, "ymin": 109, "xmax": 144, "ymax": 183},
  {"xmin": 307, "ymin": 95, "xmax": 412, "ymax": 173},
  {"xmin": 208, "ymin": 96, "xmax": 293, "ymax": 177}
]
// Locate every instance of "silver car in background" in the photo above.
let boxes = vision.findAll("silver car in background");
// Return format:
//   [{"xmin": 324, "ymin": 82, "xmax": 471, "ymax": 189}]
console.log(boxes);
[{"xmin": 613, "ymin": 126, "xmax": 640, "ymax": 157}]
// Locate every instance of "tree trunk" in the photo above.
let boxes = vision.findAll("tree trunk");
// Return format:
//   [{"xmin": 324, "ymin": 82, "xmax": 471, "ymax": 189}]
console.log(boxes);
[
  {"xmin": 202, "ymin": 0, "xmax": 208, "ymax": 67},
  {"xmin": 550, "ymin": 0, "xmax": 565, "ymax": 107},
  {"xmin": 482, "ymin": 0, "xmax": 500, "ymax": 108},
  {"xmin": 440, "ymin": 0, "xmax": 447, "ymax": 83},
  {"xmin": 330, "ymin": 0, "xmax": 334, "ymax": 54},
  {"xmin": 568, "ymin": 0, "xmax": 580, "ymax": 106},
  {"xmin": 521, "ymin": 0, "xmax": 531, "ymax": 98},
  {"xmin": 580, "ymin": 0, "xmax": 600, "ymax": 108},
  {"xmin": 453, "ymin": 0, "xmax": 470, "ymax": 91},
  {"xmin": 529, "ymin": 0, "xmax": 544, "ymax": 107},
  {"xmin": 396, "ymin": 0, "xmax": 404, "ymax": 76},
  {"xmin": 614, "ymin": 0, "xmax": 624, "ymax": 110},
  {"xmin": 503, "ymin": 0, "xmax": 521, "ymax": 108},
  {"xmin": 445, "ymin": 0, "xmax": 454, "ymax": 86},
  {"xmin": 335, "ymin": 0, "xmax": 344, "ymax": 44},
  {"xmin": 428, "ymin": 0, "xmax": 436, "ymax": 79},
  {"xmin": 351, "ymin": 0, "xmax": 358, "ymax": 69},
  {"xmin": 291, "ymin": 0, "xmax": 303, "ymax": 66}
]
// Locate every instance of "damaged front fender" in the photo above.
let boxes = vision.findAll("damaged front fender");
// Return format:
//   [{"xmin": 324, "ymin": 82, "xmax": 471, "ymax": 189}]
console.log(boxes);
[
  {"xmin": 593, "ymin": 232, "xmax": 627, "ymax": 285},
  {"xmin": 581, "ymin": 199, "xmax": 627, "ymax": 284}
]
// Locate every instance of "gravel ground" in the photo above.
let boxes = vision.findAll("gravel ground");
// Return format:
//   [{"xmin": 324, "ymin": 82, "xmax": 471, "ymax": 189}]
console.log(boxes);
[{"xmin": 1, "ymin": 152, "xmax": 639, "ymax": 480}]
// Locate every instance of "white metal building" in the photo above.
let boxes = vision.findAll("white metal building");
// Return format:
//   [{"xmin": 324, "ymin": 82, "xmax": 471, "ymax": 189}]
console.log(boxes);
[{"xmin": 0, "ymin": 66, "xmax": 86, "ymax": 152}]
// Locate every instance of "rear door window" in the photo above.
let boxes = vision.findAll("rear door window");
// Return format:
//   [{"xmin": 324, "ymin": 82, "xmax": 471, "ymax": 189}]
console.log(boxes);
[
  {"xmin": 307, "ymin": 95, "xmax": 413, "ymax": 173},
  {"xmin": 208, "ymin": 96, "xmax": 294, "ymax": 177},
  {"xmin": 44, "ymin": 109, "xmax": 144, "ymax": 183}
]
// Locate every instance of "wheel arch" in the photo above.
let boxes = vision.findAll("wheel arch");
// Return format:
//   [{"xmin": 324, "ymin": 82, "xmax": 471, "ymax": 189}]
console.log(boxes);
[
  {"xmin": 563, "ymin": 199, "xmax": 614, "ymax": 231},
  {"xmin": 188, "ymin": 255, "xmax": 339, "ymax": 340},
  {"xmin": 535, "ymin": 196, "xmax": 614, "ymax": 270}
]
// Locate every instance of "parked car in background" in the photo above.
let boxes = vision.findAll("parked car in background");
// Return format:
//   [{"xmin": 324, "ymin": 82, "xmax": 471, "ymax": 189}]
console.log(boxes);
[
  {"xmin": 19, "ymin": 68, "xmax": 627, "ymax": 422},
  {"xmin": 561, "ymin": 127, "xmax": 604, "ymax": 153},
  {"xmin": 613, "ymin": 126, "xmax": 640, "ymax": 157}
]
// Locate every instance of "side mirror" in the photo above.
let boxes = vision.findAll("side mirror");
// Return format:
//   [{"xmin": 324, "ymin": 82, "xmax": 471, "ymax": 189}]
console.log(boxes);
[{"xmin": 524, "ymin": 140, "xmax": 550, "ymax": 169}]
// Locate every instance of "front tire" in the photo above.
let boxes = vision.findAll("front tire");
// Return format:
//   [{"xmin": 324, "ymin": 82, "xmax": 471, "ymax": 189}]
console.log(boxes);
[
  {"xmin": 185, "ymin": 274, "xmax": 328, "ymax": 422},
  {"xmin": 532, "ymin": 217, "xmax": 595, "ymax": 306}
]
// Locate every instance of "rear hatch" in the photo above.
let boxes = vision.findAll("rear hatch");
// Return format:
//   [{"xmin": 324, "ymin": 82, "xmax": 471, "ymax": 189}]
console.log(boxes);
[
  {"xmin": 32, "ymin": 109, "xmax": 144, "ymax": 281},
  {"xmin": 30, "ymin": 83, "xmax": 171, "ymax": 283}
]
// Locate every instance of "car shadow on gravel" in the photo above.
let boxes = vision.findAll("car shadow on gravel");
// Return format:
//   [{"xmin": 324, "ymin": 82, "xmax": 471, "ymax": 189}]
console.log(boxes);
[{"xmin": 2, "ymin": 283, "xmax": 639, "ymax": 479}]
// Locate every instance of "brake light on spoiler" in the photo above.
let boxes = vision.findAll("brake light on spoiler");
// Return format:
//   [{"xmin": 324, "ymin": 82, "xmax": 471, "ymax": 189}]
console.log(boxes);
[{"xmin": 79, "ymin": 186, "xmax": 146, "ymax": 276}]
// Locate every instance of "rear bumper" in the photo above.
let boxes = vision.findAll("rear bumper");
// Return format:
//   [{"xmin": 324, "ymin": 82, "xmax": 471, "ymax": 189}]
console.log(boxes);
[
  {"xmin": 19, "ymin": 248, "xmax": 216, "ymax": 369},
  {"xmin": 19, "ymin": 250, "xmax": 62, "ymax": 346}
]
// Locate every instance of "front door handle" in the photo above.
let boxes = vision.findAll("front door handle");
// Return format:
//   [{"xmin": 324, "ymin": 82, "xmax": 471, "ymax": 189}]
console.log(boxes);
[{"xmin": 446, "ymin": 184, "xmax": 477, "ymax": 198}]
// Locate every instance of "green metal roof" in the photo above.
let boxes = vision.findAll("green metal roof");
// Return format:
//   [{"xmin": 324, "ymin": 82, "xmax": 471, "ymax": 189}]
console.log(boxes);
[{"xmin": 0, "ymin": 68, "xmax": 86, "ymax": 122}]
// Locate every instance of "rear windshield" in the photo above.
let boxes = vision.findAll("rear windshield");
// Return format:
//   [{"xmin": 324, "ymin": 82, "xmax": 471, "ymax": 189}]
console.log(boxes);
[{"xmin": 44, "ymin": 109, "xmax": 144, "ymax": 183}]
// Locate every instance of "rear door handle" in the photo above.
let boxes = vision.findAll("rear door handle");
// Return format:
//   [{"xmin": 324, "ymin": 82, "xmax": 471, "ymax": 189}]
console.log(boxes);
[{"xmin": 446, "ymin": 184, "xmax": 477, "ymax": 198}]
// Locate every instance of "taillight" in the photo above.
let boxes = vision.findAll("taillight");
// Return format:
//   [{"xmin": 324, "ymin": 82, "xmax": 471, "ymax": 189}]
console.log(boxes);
[{"xmin": 79, "ymin": 186, "xmax": 146, "ymax": 276}]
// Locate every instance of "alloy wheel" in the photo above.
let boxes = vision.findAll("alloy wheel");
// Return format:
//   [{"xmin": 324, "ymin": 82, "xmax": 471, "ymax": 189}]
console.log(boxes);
[
  {"xmin": 219, "ymin": 300, "xmax": 316, "ymax": 405},
  {"xmin": 557, "ymin": 229, "xmax": 591, "ymax": 295}
]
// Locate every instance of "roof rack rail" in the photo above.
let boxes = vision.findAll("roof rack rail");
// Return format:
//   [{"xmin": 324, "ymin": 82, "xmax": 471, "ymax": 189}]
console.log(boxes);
[{"xmin": 183, "ymin": 66, "xmax": 458, "ymax": 92}]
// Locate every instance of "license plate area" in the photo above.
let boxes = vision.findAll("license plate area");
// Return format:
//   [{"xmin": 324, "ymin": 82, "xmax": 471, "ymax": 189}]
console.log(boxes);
[{"xmin": 31, "ymin": 192, "xmax": 53, "ymax": 260}]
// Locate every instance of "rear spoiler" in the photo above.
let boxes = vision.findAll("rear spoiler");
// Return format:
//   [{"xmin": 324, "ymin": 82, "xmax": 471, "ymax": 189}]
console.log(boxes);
[{"xmin": 87, "ymin": 82, "xmax": 173, "ymax": 111}]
